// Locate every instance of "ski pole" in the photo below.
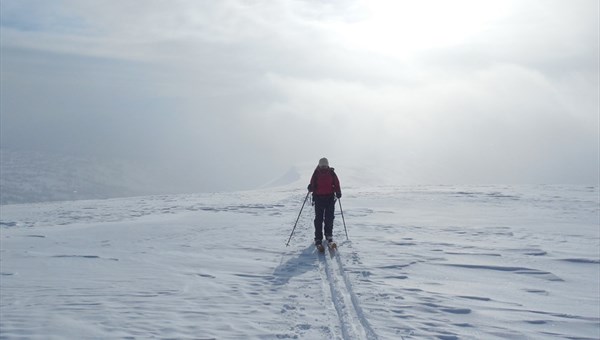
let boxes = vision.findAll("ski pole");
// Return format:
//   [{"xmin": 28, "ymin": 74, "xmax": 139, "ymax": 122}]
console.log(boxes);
[
  {"xmin": 286, "ymin": 191, "xmax": 310, "ymax": 246},
  {"xmin": 338, "ymin": 198, "xmax": 349, "ymax": 240}
]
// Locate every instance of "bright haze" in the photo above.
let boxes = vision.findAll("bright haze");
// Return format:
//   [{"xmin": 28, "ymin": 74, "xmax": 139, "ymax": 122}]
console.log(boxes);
[{"xmin": 1, "ymin": 0, "xmax": 598, "ymax": 196}]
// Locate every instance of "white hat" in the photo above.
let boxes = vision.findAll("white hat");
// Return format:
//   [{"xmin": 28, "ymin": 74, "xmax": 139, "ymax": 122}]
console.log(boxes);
[{"xmin": 318, "ymin": 157, "xmax": 329, "ymax": 167}]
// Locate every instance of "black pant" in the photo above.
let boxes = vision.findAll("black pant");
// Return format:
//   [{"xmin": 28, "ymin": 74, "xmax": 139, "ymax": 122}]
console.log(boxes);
[{"xmin": 314, "ymin": 195, "xmax": 335, "ymax": 241}]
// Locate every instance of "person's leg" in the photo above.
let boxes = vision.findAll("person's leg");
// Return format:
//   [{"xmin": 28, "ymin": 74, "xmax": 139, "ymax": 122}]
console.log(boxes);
[
  {"xmin": 314, "ymin": 196, "xmax": 325, "ymax": 243},
  {"xmin": 324, "ymin": 196, "xmax": 336, "ymax": 240}
]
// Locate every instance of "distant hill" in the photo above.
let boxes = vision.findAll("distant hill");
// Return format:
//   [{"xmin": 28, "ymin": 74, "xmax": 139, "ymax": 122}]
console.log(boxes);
[
  {"xmin": 261, "ymin": 161, "xmax": 413, "ymax": 191},
  {"xmin": 0, "ymin": 150, "xmax": 164, "ymax": 204},
  {"xmin": 1, "ymin": 151, "xmax": 422, "ymax": 205},
  {"xmin": 261, "ymin": 166, "xmax": 302, "ymax": 188}
]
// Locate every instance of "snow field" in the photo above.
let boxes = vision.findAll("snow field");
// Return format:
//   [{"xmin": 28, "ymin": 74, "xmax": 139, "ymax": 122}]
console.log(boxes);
[{"xmin": 1, "ymin": 185, "xmax": 599, "ymax": 339}]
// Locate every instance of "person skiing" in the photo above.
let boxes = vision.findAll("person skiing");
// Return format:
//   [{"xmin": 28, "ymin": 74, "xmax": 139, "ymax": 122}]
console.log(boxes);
[{"xmin": 307, "ymin": 157, "xmax": 342, "ymax": 250}]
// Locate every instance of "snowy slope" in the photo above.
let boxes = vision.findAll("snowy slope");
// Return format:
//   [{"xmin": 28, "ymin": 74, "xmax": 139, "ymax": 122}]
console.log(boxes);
[{"xmin": 1, "ymin": 184, "xmax": 599, "ymax": 339}]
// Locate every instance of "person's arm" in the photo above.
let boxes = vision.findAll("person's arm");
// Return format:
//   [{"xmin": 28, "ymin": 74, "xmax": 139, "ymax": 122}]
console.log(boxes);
[
  {"xmin": 333, "ymin": 172, "xmax": 341, "ymax": 198},
  {"xmin": 307, "ymin": 170, "xmax": 317, "ymax": 192}
]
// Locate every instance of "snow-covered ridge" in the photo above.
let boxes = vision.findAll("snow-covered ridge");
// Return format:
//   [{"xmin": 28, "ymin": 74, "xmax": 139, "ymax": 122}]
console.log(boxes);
[
  {"xmin": 1, "ymin": 184, "xmax": 598, "ymax": 339},
  {"xmin": 1, "ymin": 150, "xmax": 394, "ymax": 205},
  {"xmin": 261, "ymin": 162, "xmax": 409, "ymax": 191},
  {"xmin": 0, "ymin": 150, "xmax": 166, "ymax": 205}
]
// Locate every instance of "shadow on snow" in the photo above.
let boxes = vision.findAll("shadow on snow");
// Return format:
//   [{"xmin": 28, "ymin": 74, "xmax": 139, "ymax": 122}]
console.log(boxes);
[{"xmin": 271, "ymin": 245, "xmax": 318, "ymax": 287}]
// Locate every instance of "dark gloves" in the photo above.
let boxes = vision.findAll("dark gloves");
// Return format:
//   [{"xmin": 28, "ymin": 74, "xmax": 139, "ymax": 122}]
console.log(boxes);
[
  {"xmin": 336, "ymin": 192, "xmax": 342, "ymax": 199},
  {"xmin": 307, "ymin": 184, "xmax": 313, "ymax": 192}
]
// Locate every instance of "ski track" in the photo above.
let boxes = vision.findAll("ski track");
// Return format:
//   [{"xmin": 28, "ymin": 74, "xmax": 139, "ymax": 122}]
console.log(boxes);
[
  {"xmin": 316, "ymin": 249, "xmax": 342, "ymax": 339},
  {"xmin": 318, "ymin": 245, "xmax": 381, "ymax": 340}
]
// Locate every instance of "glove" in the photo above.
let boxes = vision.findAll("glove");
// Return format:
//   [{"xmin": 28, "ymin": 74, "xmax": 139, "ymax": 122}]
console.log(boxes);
[
  {"xmin": 336, "ymin": 192, "xmax": 342, "ymax": 199},
  {"xmin": 307, "ymin": 184, "xmax": 313, "ymax": 192}
]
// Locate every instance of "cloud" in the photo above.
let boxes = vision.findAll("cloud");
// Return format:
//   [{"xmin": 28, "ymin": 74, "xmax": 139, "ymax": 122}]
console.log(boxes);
[
  {"xmin": 1, "ymin": 0, "xmax": 598, "ymax": 193},
  {"xmin": 259, "ymin": 59, "xmax": 598, "ymax": 184}
]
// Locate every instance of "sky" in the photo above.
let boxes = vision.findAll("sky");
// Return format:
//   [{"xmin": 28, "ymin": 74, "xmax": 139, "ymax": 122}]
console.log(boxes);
[{"xmin": 1, "ymin": 0, "xmax": 599, "ymax": 191}]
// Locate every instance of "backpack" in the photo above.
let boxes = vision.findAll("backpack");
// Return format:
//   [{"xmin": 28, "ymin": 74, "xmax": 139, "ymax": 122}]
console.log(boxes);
[{"xmin": 310, "ymin": 167, "xmax": 339, "ymax": 196}]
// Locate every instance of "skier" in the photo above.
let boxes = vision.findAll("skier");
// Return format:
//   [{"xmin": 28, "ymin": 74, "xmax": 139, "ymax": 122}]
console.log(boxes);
[{"xmin": 307, "ymin": 157, "xmax": 342, "ymax": 250}]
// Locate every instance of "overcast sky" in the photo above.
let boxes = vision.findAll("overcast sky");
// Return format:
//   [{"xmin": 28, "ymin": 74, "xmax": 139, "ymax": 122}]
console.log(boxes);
[{"xmin": 1, "ymin": 0, "xmax": 599, "ymax": 190}]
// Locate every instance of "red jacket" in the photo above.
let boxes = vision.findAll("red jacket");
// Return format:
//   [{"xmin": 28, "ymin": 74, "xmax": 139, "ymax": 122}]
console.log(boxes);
[{"xmin": 309, "ymin": 167, "xmax": 341, "ymax": 196}]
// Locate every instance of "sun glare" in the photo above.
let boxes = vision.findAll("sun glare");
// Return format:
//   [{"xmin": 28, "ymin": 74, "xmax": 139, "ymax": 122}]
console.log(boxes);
[{"xmin": 331, "ymin": 0, "xmax": 511, "ymax": 57}]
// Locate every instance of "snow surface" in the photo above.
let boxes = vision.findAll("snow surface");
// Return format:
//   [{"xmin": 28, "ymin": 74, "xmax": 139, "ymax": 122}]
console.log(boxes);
[{"xmin": 1, "ymin": 184, "xmax": 599, "ymax": 339}]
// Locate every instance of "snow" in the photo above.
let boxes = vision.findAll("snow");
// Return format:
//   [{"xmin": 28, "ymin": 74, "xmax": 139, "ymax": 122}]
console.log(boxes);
[{"xmin": 1, "ymin": 184, "xmax": 599, "ymax": 339}]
